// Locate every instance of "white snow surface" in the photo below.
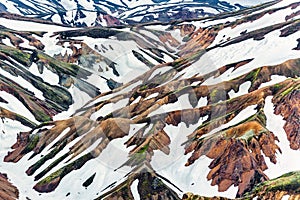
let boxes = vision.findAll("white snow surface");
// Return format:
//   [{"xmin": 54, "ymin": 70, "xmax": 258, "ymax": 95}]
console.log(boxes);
[{"xmin": 0, "ymin": 0, "xmax": 300, "ymax": 199}]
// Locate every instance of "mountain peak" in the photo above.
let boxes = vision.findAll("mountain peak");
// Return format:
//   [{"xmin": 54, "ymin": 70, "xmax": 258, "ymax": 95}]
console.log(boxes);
[
  {"xmin": 0, "ymin": 0, "xmax": 273, "ymax": 27},
  {"xmin": 0, "ymin": 0, "xmax": 299, "ymax": 200}
]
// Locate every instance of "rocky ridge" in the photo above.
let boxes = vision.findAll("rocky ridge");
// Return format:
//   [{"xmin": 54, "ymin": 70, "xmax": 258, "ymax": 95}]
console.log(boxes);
[{"xmin": 0, "ymin": 0, "xmax": 299, "ymax": 199}]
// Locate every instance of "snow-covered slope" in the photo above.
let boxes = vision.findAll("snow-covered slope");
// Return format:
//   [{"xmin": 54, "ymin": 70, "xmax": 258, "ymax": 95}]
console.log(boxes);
[
  {"xmin": 0, "ymin": 0, "xmax": 274, "ymax": 26},
  {"xmin": 0, "ymin": 0, "xmax": 300, "ymax": 200}
]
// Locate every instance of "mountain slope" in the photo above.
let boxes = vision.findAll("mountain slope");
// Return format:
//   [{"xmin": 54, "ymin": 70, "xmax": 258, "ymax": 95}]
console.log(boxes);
[
  {"xmin": 0, "ymin": 0, "xmax": 299, "ymax": 200},
  {"xmin": 0, "ymin": 173, "xmax": 19, "ymax": 200},
  {"xmin": 0, "ymin": 0, "xmax": 273, "ymax": 26}
]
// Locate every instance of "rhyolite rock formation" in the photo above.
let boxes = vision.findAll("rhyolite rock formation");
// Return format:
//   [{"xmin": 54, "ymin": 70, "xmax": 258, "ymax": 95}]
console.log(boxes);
[
  {"xmin": 0, "ymin": 0, "xmax": 299, "ymax": 199},
  {"xmin": 0, "ymin": 173, "xmax": 19, "ymax": 200}
]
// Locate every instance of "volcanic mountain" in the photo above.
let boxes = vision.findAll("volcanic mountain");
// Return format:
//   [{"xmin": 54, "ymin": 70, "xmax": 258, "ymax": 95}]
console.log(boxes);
[
  {"xmin": 0, "ymin": 0, "xmax": 268, "ymax": 26},
  {"xmin": 0, "ymin": 0, "xmax": 300, "ymax": 199}
]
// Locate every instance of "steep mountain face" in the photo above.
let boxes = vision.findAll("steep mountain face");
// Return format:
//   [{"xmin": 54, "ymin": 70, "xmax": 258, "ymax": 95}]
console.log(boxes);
[
  {"xmin": 0, "ymin": 0, "xmax": 271, "ymax": 26},
  {"xmin": 0, "ymin": 0, "xmax": 300, "ymax": 200}
]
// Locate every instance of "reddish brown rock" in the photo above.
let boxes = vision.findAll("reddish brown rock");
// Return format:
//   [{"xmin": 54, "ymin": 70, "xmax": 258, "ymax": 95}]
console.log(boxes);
[{"xmin": 0, "ymin": 173, "xmax": 19, "ymax": 200}]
